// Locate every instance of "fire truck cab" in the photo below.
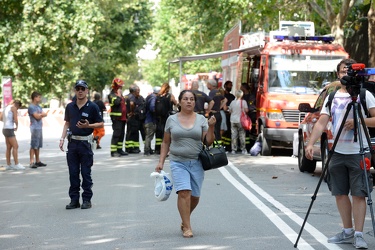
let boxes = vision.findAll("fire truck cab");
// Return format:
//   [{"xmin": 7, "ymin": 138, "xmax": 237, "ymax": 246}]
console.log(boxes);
[{"xmin": 222, "ymin": 21, "xmax": 348, "ymax": 155}]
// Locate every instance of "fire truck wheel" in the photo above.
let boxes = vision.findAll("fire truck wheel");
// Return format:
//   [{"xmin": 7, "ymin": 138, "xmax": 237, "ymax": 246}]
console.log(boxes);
[
  {"xmin": 260, "ymin": 125, "xmax": 272, "ymax": 156},
  {"xmin": 298, "ymin": 134, "xmax": 316, "ymax": 173}
]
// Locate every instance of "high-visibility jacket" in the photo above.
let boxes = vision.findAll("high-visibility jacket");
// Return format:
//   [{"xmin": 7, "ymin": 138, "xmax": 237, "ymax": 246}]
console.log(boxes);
[{"xmin": 108, "ymin": 90, "xmax": 125, "ymax": 120}]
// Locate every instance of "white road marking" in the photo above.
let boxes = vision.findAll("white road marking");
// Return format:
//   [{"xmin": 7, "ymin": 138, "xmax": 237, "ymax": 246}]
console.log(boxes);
[{"xmin": 218, "ymin": 162, "xmax": 343, "ymax": 250}]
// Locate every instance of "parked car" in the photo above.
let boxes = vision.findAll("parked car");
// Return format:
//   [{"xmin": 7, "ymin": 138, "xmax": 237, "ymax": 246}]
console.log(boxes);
[{"xmin": 297, "ymin": 81, "xmax": 341, "ymax": 173}]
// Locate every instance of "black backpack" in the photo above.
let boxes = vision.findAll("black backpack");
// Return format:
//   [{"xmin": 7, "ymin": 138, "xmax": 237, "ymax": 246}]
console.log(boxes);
[
  {"xmin": 134, "ymin": 99, "xmax": 146, "ymax": 120},
  {"xmin": 326, "ymin": 88, "xmax": 375, "ymax": 137},
  {"xmin": 155, "ymin": 94, "xmax": 172, "ymax": 117}
]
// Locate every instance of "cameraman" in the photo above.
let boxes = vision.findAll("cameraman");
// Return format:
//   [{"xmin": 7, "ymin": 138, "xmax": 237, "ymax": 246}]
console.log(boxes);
[{"xmin": 305, "ymin": 58, "xmax": 375, "ymax": 249}]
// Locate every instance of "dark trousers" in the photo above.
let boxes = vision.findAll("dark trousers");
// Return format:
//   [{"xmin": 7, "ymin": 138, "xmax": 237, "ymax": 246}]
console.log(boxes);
[
  {"xmin": 111, "ymin": 119, "xmax": 126, "ymax": 153},
  {"xmin": 222, "ymin": 112, "xmax": 232, "ymax": 151},
  {"xmin": 125, "ymin": 117, "xmax": 145, "ymax": 151},
  {"xmin": 155, "ymin": 116, "xmax": 168, "ymax": 152},
  {"xmin": 213, "ymin": 112, "xmax": 222, "ymax": 143},
  {"xmin": 66, "ymin": 140, "xmax": 94, "ymax": 202}
]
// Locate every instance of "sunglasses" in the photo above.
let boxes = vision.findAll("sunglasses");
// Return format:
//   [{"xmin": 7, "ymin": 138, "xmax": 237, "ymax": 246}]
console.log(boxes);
[{"xmin": 75, "ymin": 86, "xmax": 86, "ymax": 91}]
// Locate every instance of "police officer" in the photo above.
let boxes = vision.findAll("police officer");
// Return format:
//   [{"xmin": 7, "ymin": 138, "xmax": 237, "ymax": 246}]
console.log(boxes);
[
  {"xmin": 108, "ymin": 78, "xmax": 128, "ymax": 157},
  {"xmin": 124, "ymin": 84, "xmax": 145, "ymax": 153},
  {"xmin": 59, "ymin": 80, "xmax": 104, "ymax": 210}
]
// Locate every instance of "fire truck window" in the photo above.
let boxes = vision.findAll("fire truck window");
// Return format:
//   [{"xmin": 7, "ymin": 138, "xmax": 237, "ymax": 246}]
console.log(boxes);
[{"xmin": 269, "ymin": 70, "xmax": 281, "ymax": 87}]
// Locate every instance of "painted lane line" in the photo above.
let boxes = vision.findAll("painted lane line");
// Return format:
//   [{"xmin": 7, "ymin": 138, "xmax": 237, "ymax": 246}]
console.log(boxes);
[
  {"xmin": 228, "ymin": 163, "xmax": 340, "ymax": 249},
  {"xmin": 219, "ymin": 167, "xmax": 314, "ymax": 250}
]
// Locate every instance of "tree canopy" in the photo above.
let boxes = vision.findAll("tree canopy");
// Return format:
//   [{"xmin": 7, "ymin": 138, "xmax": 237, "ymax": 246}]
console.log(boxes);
[
  {"xmin": 1, "ymin": 0, "xmax": 374, "ymax": 105},
  {"xmin": 0, "ymin": 0, "xmax": 152, "ymax": 105},
  {"xmin": 142, "ymin": 0, "xmax": 374, "ymax": 86}
]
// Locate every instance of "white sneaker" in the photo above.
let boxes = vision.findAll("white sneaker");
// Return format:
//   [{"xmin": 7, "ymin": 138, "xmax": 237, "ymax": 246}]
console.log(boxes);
[
  {"xmin": 242, "ymin": 150, "xmax": 248, "ymax": 155},
  {"xmin": 13, "ymin": 164, "xmax": 25, "ymax": 170},
  {"xmin": 5, "ymin": 165, "xmax": 13, "ymax": 170},
  {"xmin": 231, "ymin": 151, "xmax": 236, "ymax": 154}
]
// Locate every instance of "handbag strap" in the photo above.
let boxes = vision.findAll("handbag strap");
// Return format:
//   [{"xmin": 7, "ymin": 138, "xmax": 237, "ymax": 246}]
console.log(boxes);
[
  {"xmin": 240, "ymin": 99, "xmax": 245, "ymax": 113},
  {"xmin": 203, "ymin": 132, "xmax": 219, "ymax": 148}
]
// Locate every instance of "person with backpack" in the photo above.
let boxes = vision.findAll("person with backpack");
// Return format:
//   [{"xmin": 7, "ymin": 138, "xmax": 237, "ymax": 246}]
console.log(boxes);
[
  {"xmin": 144, "ymin": 86, "xmax": 160, "ymax": 156},
  {"xmin": 154, "ymin": 82, "xmax": 178, "ymax": 154},
  {"xmin": 305, "ymin": 58, "xmax": 375, "ymax": 249},
  {"xmin": 124, "ymin": 84, "xmax": 146, "ymax": 154}
]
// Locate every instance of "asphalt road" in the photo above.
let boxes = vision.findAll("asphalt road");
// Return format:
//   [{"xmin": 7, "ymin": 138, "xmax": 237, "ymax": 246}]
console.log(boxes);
[{"xmin": 1, "ymin": 126, "xmax": 375, "ymax": 250}]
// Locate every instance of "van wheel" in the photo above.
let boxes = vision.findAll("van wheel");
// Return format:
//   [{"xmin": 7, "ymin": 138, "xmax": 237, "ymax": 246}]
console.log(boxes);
[
  {"xmin": 260, "ymin": 125, "xmax": 272, "ymax": 156},
  {"xmin": 298, "ymin": 134, "xmax": 316, "ymax": 173}
]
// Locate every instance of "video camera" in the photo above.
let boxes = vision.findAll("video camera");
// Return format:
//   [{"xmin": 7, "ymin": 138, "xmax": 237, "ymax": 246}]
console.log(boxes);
[{"xmin": 340, "ymin": 63, "xmax": 375, "ymax": 97}]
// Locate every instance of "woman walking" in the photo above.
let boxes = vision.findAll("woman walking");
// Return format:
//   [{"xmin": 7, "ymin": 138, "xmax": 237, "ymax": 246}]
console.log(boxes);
[{"xmin": 155, "ymin": 90, "xmax": 216, "ymax": 238}]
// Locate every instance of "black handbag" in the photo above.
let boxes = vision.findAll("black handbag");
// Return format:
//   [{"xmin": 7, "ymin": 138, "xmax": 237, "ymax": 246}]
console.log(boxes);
[{"xmin": 199, "ymin": 136, "xmax": 228, "ymax": 171}]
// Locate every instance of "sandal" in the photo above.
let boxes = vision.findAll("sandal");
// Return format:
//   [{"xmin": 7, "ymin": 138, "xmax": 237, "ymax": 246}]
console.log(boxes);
[{"xmin": 182, "ymin": 229, "xmax": 193, "ymax": 238}]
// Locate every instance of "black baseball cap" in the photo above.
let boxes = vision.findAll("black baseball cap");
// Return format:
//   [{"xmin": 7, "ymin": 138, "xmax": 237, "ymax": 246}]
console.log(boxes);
[{"xmin": 75, "ymin": 80, "xmax": 88, "ymax": 89}]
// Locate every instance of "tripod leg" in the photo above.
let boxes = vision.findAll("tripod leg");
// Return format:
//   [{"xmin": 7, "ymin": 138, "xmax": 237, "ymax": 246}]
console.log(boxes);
[
  {"xmin": 294, "ymin": 102, "xmax": 353, "ymax": 247},
  {"xmin": 355, "ymin": 103, "xmax": 375, "ymax": 237}
]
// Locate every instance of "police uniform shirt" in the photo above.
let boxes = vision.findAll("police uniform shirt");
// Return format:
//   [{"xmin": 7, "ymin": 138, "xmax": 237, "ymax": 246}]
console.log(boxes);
[
  {"xmin": 192, "ymin": 90, "xmax": 212, "ymax": 113},
  {"xmin": 209, "ymin": 89, "xmax": 224, "ymax": 112},
  {"xmin": 65, "ymin": 100, "xmax": 103, "ymax": 136}
]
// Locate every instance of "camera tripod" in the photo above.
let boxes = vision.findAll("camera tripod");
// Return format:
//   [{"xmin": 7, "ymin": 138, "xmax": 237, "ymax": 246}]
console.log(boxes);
[{"xmin": 294, "ymin": 92, "xmax": 375, "ymax": 248}]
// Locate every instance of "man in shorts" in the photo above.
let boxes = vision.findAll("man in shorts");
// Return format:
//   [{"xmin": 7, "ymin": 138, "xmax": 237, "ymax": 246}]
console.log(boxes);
[
  {"xmin": 305, "ymin": 58, "xmax": 375, "ymax": 249},
  {"xmin": 28, "ymin": 91, "xmax": 48, "ymax": 168}
]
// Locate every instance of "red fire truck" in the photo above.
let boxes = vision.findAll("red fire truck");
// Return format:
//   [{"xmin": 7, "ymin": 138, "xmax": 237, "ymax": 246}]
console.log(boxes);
[{"xmin": 222, "ymin": 21, "xmax": 349, "ymax": 155}]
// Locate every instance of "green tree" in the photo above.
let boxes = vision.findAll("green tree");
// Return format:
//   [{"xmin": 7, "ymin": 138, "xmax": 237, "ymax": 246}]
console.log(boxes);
[
  {"xmin": 0, "ymin": 0, "xmax": 104, "ymax": 104},
  {"xmin": 80, "ymin": 0, "xmax": 153, "ymax": 93},
  {"xmin": 0, "ymin": 0, "xmax": 152, "ymax": 105}
]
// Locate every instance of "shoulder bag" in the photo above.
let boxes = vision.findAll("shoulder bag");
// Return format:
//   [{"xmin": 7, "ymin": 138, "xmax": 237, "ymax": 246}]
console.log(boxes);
[
  {"xmin": 199, "ymin": 134, "xmax": 228, "ymax": 171},
  {"xmin": 240, "ymin": 100, "xmax": 252, "ymax": 130}
]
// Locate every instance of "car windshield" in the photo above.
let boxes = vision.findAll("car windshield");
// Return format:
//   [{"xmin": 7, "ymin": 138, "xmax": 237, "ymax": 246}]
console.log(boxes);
[
  {"xmin": 268, "ymin": 55, "xmax": 345, "ymax": 94},
  {"xmin": 314, "ymin": 82, "xmax": 341, "ymax": 109}
]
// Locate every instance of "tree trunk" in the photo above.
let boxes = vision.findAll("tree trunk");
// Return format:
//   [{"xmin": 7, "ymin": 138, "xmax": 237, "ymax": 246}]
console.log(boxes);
[
  {"xmin": 368, "ymin": 1, "xmax": 375, "ymax": 67},
  {"xmin": 332, "ymin": 24, "xmax": 345, "ymax": 46}
]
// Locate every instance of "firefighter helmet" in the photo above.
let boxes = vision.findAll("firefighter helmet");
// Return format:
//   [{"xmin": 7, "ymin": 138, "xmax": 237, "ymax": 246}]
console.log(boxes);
[{"xmin": 111, "ymin": 78, "xmax": 124, "ymax": 90}]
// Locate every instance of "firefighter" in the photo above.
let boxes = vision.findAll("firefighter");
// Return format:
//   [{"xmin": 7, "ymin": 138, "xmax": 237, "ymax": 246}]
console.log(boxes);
[
  {"xmin": 125, "ymin": 84, "xmax": 146, "ymax": 153},
  {"xmin": 241, "ymin": 82, "xmax": 256, "ymax": 152},
  {"xmin": 108, "ymin": 78, "xmax": 128, "ymax": 157},
  {"xmin": 207, "ymin": 79, "xmax": 226, "ymax": 144},
  {"xmin": 222, "ymin": 81, "xmax": 235, "ymax": 151}
]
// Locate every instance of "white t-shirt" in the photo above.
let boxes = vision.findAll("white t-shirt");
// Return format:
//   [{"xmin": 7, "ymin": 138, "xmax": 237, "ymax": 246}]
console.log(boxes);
[
  {"xmin": 229, "ymin": 99, "xmax": 248, "ymax": 123},
  {"xmin": 3, "ymin": 105, "xmax": 15, "ymax": 129},
  {"xmin": 320, "ymin": 90, "xmax": 375, "ymax": 154}
]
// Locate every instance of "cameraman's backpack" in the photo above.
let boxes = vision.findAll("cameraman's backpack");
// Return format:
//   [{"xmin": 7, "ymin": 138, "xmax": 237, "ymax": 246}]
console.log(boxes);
[
  {"xmin": 326, "ymin": 87, "xmax": 375, "ymax": 138},
  {"xmin": 155, "ymin": 94, "xmax": 172, "ymax": 117}
]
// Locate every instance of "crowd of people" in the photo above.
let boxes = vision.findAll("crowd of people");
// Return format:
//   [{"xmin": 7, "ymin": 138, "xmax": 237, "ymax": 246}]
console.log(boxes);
[{"xmin": 105, "ymin": 78, "xmax": 257, "ymax": 157}]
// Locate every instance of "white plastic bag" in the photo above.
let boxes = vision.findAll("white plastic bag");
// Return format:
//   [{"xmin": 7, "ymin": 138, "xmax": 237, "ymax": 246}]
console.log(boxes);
[{"xmin": 150, "ymin": 170, "xmax": 173, "ymax": 201}]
